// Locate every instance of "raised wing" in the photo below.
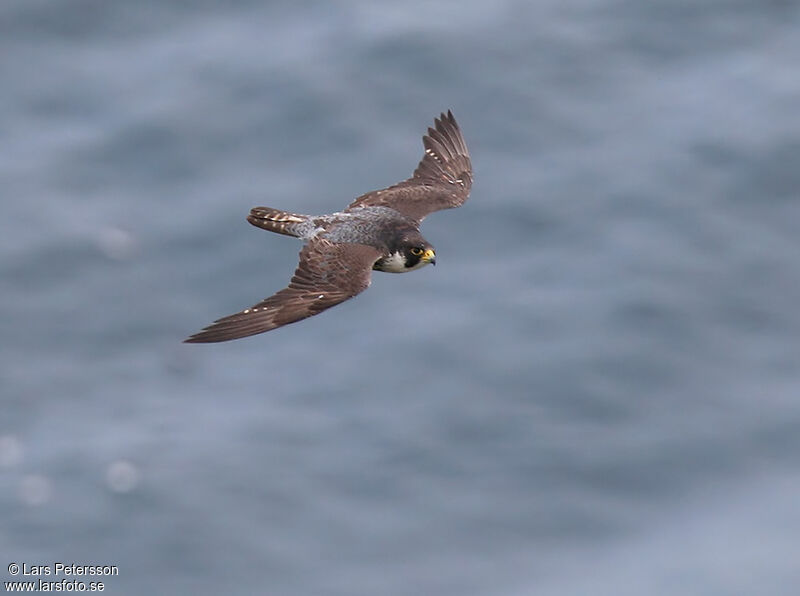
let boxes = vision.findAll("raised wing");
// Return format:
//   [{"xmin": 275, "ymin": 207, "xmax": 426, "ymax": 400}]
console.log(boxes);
[
  {"xmin": 346, "ymin": 110, "xmax": 472, "ymax": 222},
  {"xmin": 184, "ymin": 239, "xmax": 382, "ymax": 343}
]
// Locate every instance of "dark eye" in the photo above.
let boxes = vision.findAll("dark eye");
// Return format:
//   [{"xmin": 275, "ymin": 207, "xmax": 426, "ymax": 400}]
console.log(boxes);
[{"xmin": 410, "ymin": 247, "xmax": 424, "ymax": 256}]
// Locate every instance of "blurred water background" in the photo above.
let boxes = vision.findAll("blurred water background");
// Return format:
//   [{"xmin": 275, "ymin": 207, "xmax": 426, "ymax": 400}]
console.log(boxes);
[{"xmin": 2, "ymin": 1, "xmax": 800, "ymax": 594}]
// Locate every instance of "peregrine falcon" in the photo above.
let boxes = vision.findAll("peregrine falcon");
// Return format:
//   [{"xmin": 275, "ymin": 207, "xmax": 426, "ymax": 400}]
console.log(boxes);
[{"xmin": 185, "ymin": 110, "xmax": 472, "ymax": 343}]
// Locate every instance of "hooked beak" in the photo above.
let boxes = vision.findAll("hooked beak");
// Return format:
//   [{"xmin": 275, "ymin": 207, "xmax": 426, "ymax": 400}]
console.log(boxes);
[{"xmin": 423, "ymin": 248, "xmax": 436, "ymax": 266}]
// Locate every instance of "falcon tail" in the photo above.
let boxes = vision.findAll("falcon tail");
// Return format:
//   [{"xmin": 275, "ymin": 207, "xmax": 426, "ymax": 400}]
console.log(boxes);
[{"xmin": 247, "ymin": 207, "xmax": 312, "ymax": 238}]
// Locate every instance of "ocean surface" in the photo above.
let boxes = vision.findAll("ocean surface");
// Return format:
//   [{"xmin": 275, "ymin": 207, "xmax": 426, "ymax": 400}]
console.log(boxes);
[{"xmin": 2, "ymin": 1, "xmax": 800, "ymax": 594}]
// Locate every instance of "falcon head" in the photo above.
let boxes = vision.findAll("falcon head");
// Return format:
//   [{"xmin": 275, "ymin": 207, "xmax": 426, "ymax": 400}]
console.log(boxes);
[{"xmin": 374, "ymin": 238, "xmax": 436, "ymax": 273}]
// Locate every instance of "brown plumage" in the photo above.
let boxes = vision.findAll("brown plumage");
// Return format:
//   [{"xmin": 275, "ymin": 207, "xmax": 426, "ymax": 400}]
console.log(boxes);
[
  {"xmin": 185, "ymin": 240, "xmax": 381, "ymax": 342},
  {"xmin": 185, "ymin": 111, "xmax": 472, "ymax": 343},
  {"xmin": 346, "ymin": 110, "xmax": 472, "ymax": 222}
]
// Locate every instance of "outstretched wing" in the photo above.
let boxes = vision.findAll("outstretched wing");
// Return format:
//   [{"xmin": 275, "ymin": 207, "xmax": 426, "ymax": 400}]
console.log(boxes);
[
  {"xmin": 346, "ymin": 110, "xmax": 472, "ymax": 222},
  {"xmin": 184, "ymin": 239, "xmax": 382, "ymax": 343}
]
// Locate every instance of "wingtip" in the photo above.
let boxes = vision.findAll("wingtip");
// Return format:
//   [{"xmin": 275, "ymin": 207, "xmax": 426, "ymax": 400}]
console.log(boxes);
[
  {"xmin": 183, "ymin": 323, "xmax": 257, "ymax": 344},
  {"xmin": 432, "ymin": 110, "xmax": 460, "ymax": 137},
  {"xmin": 183, "ymin": 328, "xmax": 235, "ymax": 344},
  {"xmin": 439, "ymin": 109, "xmax": 456, "ymax": 126}
]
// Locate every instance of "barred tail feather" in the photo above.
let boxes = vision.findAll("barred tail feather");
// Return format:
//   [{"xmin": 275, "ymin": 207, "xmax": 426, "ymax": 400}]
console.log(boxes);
[{"xmin": 247, "ymin": 207, "xmax": 310, "ymax": 237}]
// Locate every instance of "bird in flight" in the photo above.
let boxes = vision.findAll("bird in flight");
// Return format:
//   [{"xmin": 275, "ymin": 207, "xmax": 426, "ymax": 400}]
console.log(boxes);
[{"xmin": 185, "ymin": 110, "xmax": 472, "ymax": 343}]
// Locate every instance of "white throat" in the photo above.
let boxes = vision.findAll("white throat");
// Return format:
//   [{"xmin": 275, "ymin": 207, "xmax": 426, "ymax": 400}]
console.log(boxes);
[{"xmin": 378, "ymin": 251, "xmax": 429, "ymax": 273}]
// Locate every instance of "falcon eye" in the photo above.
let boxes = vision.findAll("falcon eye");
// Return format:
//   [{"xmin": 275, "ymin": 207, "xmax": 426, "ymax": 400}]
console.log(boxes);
[{"xmin": 410, "ymin": 247, "xmax": 424, "ymax": 256}]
